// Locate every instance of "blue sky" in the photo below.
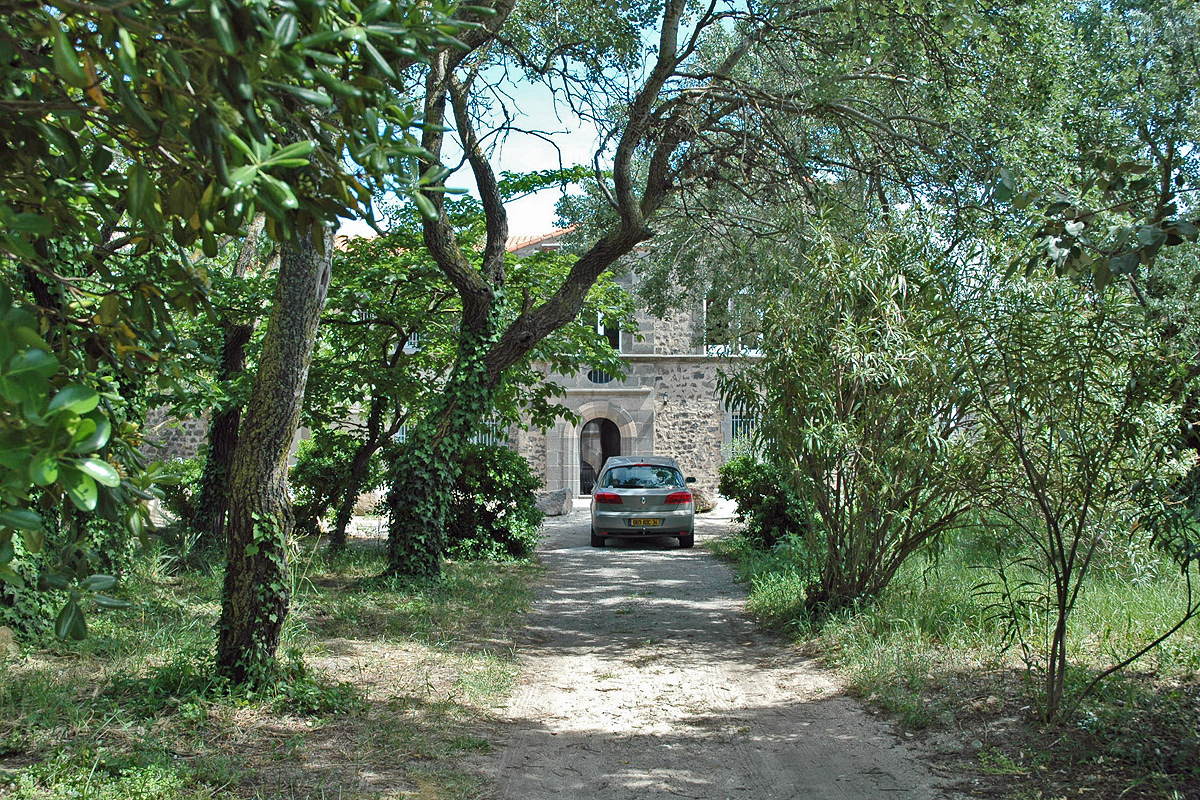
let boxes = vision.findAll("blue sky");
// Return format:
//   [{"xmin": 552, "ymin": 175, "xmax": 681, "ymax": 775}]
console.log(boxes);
[{"xmin": 341, "ymin": 73, "xmax": 602, "ymax": 239}]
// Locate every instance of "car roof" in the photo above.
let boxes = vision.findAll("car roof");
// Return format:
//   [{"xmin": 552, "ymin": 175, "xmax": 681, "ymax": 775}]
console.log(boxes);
[{"xmin": 600, "ymin": 455, "xmax": 682, "ymax": 471}]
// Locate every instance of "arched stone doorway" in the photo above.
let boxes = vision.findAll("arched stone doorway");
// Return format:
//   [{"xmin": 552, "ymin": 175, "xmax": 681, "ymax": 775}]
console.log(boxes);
[
  {"xmin": 579, "ymin": 418, "xmax": 621, "ymax": 493},
  {"xmin": 551, "ymin": 400, "xmax": 643, "ymax": 495}
]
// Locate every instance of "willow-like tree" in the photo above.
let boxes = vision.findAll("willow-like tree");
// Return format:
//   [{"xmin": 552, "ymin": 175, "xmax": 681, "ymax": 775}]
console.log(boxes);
[
  {"xmin": 302, "ymin": 204, "xmax": 632, "ymax": 552},
  {"xmin": 384, "ymin": 0, "xmax": 763, "ymax": 576}
]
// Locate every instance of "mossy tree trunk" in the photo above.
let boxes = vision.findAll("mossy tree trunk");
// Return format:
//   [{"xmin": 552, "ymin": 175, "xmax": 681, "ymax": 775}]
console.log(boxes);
[
  {"xmin": 216, "ymin": 226, "xmax": 332, "ymax": 685},
  {"xmin": 385, "ymin": 323, "xmax": 495, "ymax": 577},
  {"xmin": 193, "ymin": 322, "xmax": 253, "ymax": 549}
]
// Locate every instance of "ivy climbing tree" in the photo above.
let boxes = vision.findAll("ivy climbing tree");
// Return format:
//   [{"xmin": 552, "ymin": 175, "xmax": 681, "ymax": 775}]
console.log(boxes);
[{"xmin": 383, "ymin": 0, "xmax": 1000, "ymax": 576}]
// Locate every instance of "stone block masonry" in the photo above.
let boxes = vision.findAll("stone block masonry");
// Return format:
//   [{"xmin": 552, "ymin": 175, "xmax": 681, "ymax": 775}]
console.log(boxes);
[{"xmin": 142, "ymin": 407, "xmax": 209, "ymax": 462}]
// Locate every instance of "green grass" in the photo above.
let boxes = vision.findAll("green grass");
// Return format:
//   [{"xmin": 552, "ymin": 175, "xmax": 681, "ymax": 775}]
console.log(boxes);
[
  {"xmin": 712, "ymin": 529, "xmax": 1200, "ymax": 798},
  {"xmin": 290, "ymin": 549, "xmax": 536, "ymax": 647},
  {"xmin": 0, "ymin": 540, "xmax": 540, "ymax": 800}
]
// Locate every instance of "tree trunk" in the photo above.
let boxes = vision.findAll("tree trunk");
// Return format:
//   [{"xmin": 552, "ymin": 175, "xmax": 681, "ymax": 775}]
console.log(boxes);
[
  {"xmin": 193, "ymin": 322, "xmax": 253, "ymax": 550},
  {"xmin": 1044, "ymin": 600, "xmax": 1070, "ymax": 722},
  {"xmin": 329, "ymin": 395, "xmax": 387, "ymax": 551},
  {"xmin": 216, "ymin": 227, "xmax": 332, "ymax": 685},
  {"xmin": 384, "ymin": 325, "xmax": 495, "ymax": 578}
]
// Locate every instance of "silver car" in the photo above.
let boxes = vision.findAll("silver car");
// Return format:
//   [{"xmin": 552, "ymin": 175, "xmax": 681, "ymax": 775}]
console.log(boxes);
[{"xmin": 589, "ymin": 456, "xmax": 696, "ymax": 548}]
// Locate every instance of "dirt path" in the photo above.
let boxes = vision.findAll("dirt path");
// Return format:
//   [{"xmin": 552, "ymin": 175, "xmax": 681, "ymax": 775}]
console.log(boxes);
[{"xmin": 473, "ymin": 503, "xmax": 952, "ymax": 800}]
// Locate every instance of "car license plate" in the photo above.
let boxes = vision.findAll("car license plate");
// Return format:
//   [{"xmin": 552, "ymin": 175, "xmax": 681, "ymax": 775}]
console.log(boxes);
[{"xmin": 628, "ymin": 518, "xmax": 661, "ymax": 527}]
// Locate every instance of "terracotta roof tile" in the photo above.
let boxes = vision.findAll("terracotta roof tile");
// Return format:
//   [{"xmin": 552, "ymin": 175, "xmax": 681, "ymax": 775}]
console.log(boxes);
[{"xmin": 505, "ymin": 225, "xmax": 578, "ymax": 253}]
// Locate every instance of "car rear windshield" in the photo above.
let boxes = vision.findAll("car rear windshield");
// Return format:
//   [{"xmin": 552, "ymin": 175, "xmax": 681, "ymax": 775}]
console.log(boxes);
[{"xmin": 600, "ymin": 465, "xmax": 684, "ymax": 490}]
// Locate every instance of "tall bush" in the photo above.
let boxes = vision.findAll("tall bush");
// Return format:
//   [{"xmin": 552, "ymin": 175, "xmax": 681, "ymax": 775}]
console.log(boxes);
[
  {"xmin": 444, "ymin": 445, "xmax": 543, "ymax": 561},
  {"xmin": 717, "ymin": 455, "xmax": 809, "ymax": 549},
  {"xmin": 959, "ymin": 274, "xmax": 1199, "ymax": 721},
  {"xmin": 289, "ymin": 430, "xmax": 386, "ymax": 538},
  {"xmin": 721, "ymin": 221, "xmax": 983, "ymax": 615}
]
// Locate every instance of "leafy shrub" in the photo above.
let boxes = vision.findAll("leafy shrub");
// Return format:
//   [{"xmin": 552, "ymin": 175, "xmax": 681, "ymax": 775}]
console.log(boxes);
[
  {"xmin": 268, "ymin": 651, "xmax": 367, "ymax": 715},
  {"xmin": 718, "ymin": 454, "xmax": 809, "ymax": 548},
  {"xmin": 6, "ymin": 751, "xmax": 204, "ymax": 800},
  {"xmin": 445, "ymin": 444, "xmax": 543, "ymax": 560},
  {"xmin": 0, "ymin": 505, "xmax": 136, "ymax": 639},
  {"xmin": 0, "ymin": 533, "xmax": 57, "ymax": 638},
  {"xmin": 156, "ymin": 457, "xmax": 204, "ymax": 523},
  {"xmin": 147, "ymin": 457, "xmax": 212, "ymax": 574},
  {"xmin": 108, "ymin": 650, "xmax": 364, "ymax": 718},
  {"xmin": 289, "ymin": 429, "xmax": 385, "ymax": 536}
]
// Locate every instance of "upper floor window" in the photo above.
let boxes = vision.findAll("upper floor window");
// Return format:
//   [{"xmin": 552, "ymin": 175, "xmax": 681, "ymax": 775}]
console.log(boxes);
[
  {"xmin": 580, "ymin": 310, "xmax": 623, "ymax": 384},
  {"xmin": 472, "ymin": 417, "xmax": 511, "ymax": 448},
  {"xmin": 393, "ymin": 417, "xmax": 510, "ymax": 448},
  {"xmin": 581, "ymin": 311, "xmax": 622, "ymax": 354},
  {"xmin": 403, "ymin": 330, "xmax": 421, "ymax": 354}
]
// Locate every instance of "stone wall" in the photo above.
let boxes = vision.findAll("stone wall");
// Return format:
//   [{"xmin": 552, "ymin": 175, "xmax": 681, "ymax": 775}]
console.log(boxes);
[
  {"xmin": 650, "ymin": 306, "xmax": 702, "ymax": 355},
  {"xmin": 141, "ymin": 407, "xmax": 209, "ymax": 461},
  {"xmin": 518, "ymin": 355, "xmax": 735, "ymax": 497},
  {"xmin": 512, "ymin": 425, "xmax": 548, "ymax": 489},
  {"xmin": 648, "ymin": 360, "xmax": 723, "ymax": 498}
]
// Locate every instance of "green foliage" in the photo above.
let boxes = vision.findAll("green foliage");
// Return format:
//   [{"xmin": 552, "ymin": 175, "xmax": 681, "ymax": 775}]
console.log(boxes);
[
  {"xmin": 385, "ymin": 325, "xmax": 499, "ymax": 577},
  {"xmin": 717, "ymin": 454, "xmax": 810, "ymax": 549},
  {"xmin": 140, "ymin": 457, "xmax": 218, "ymax": 576},
  {"xmin": 318, "ymin": 198, "xmax": 633, "ymax": 562},
  {"xmin": 716, "ymin": 523, "xmax": 1200, "ymax": 792},
  {"xmin": 960, "ymin": 271, "xmax": 1198, "ymax": 721},
  {"xmin": 497, "ymin": 167, "xmax": 594, "ymax": 200},
  {"xmin": 157, "ymin": 457, "xmax": 205, "ymax": 524},
  {"xmin": 0, "ymin": 295, "xmax": 125, "ymax": 544},
  {"xmin": 111, "ymin": 648, "xmax": 364, "ymax": 718},
  {"xmin": 307, "ymin": 223, "xmax": 458, "ymax": 435},
  {"xmin": 0, "ymin": 0, "xmax": 472, "ymax": 650},
  {"xmin": 0, "ymin": 0, "xmax": 466, "ymax": 263},
  {"xmin": 289, "ymin": 429, "xmax": 385, "ymax": 537},
  {"xmin": 444, "ymin": 444, "xmax": 544, "ymax": 561},
  {"xmin": 268, "ymin": 652, "xmax": 367, "ymax": 716},
  {"xmin": 0, "ymin": 292, "xmax": 140, "ymax": 636},
  {"xmin": 6, "ymin": 752, "xmax": 217, "ymax": 800},
  {"xmin": 721, "ymin": 217, "xmax": 982, "ymax": 616},
  {"xmin": 0, "ymin": 531, "xmax": 58, "ymax": 638},
  {"xmin": 1000, "ymin": 155, "xmax": 1200, "ymax": 290}
]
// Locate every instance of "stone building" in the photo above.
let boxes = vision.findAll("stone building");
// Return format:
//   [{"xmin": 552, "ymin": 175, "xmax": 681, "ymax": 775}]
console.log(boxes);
[
  {"xmin": 506, "ymin": 229, "xmax": 756, "ymax": 500},
  {"xmin": 140, "ymin": 228, "xmax": 756, "ymax": 503}
]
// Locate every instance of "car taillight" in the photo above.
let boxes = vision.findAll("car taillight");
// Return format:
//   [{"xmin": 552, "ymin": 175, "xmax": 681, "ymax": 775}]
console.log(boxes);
[
  {"xmin": 665, "ymin": 491, "xmax": 692, "ymax": 504},
  {"xmin": 594, "ymin": 491, "xmax": 623, "ymax": 504}
]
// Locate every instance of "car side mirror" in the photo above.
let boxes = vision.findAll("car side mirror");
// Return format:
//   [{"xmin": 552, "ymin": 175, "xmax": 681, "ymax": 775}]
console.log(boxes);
[{"xmin": 686, "ymin": 476, "xmax": 696, "ymax": 483}]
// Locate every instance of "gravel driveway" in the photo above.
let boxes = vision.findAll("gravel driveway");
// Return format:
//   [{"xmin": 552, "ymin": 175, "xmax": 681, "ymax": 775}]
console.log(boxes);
[{"xmin": 475, "ymin": 502, "xmax": 952, "ymax": 800}]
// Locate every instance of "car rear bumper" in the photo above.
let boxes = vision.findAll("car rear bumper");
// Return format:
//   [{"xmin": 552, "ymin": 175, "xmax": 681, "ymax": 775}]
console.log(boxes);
[{"xmin": 592, "ymin": 507, "xmax": 694, "ymax": 536}]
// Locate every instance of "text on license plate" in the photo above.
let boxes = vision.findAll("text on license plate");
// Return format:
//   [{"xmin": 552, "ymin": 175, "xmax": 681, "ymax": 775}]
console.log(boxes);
[{"xmin": 628, "ymin": 518, "xmax": 662, "ymax": 527}]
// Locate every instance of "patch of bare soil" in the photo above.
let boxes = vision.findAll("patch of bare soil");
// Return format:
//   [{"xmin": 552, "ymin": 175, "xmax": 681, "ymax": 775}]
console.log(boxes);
[
  {"xmin": 247, "ymin": 640, "xmax": 468, "ymax": 798},
  {"xmin": 470, "ymin": 504, "xmax": 957, "ymax": 799}
]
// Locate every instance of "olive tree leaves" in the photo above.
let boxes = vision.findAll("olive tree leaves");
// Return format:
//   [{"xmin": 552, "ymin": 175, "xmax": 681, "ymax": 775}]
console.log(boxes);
[
  {"xmin": 0, "ymin": 0, "xmax": 480, "ymax": 638},
  {"xmin": 0, "ymin": 0, "xmax": 470, "ymax": 265},
  {"xmin": 994, "ymin": 158, "xmax": 1199, "ymax": 292}
]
